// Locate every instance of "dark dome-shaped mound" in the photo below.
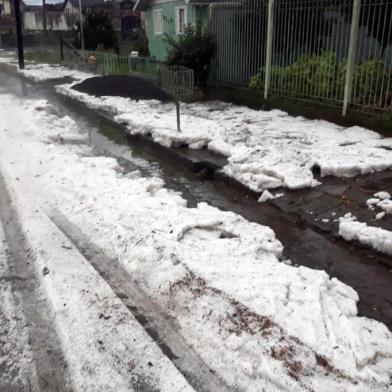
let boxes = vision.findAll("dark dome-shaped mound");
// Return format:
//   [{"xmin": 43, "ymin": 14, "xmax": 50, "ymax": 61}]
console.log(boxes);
[{"xmin": 72, "ymin": 75, "xmax": 170, "ymax": 102}]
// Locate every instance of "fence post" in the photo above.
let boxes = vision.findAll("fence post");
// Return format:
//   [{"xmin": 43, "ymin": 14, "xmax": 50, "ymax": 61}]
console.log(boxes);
[
  {"xmin": 59, "ymin": 32, "xmax": 64, "ymax": 63},
  {"xmin": 342, "ymin": 0, "xmax": 361, "ymax": 116},
  {"xmin": 264, "ymin": 0, "xmax": 274, "ymax": 100},
  {"xmin": 176, "ymin": 101, "xmax": 181, "ymax": 132},
  {"xmin": 208, "ymin": 4, "xmax": 213, "ymax": 27}
]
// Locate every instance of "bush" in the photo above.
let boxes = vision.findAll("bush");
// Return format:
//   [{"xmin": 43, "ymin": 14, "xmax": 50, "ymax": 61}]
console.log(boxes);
[
  {"xmin": 250, "ymin": 51, "xmax": 345, "ymax": 99},
  {"xmin": 249, "ymin": 51, "xmax": 392, "ymax": 109},
  {"xmin": 164, "ymin": 24, "xmax": 215, "ymax": 84},
  {"xmin": 353, "ymin": 60, "xmax": 391, "ymax": 106}
]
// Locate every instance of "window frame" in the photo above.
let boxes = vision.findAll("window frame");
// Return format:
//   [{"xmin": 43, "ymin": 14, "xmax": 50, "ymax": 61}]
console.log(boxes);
[
  {"xmin": 153, "ymin": 9, "xmax": 163, "ymax": 36},
  {"xmin": 175, "ymin": 6, "xmax": 187, "ymax": 35}
]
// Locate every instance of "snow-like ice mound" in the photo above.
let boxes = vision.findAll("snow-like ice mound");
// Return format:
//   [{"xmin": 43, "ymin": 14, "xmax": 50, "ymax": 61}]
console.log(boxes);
[
  {"xmin": 57, "ymin": 84, "xmax": 392, "ymax": 192},
  {"xmin": 20, "ymin": 63, "xmax": 91, "ymax": 82},
  {"xmin": 1, "ymin": 92, "xmax": 392, "ymax": 390},
  {"xmin": 339, "ymin": 213, "xmax": 392, "ymax": 255}
]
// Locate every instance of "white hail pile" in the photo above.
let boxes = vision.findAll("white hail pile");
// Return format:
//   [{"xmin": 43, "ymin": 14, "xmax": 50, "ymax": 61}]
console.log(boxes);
[{"xmin": 0, "ymin": 92, "xmax": 391, "ymax": 391}]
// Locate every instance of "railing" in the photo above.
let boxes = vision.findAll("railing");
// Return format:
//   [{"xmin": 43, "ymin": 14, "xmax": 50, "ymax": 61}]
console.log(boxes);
[
  {"xmin": 101, "ymin": 53, "xmax": 162, "ymax": 78},
  {"xmin": 62, "ymin": 47, "xmax": 163, "ymax": 79},
  {"xmin": 209, "ymin": 0, "xmax": 392, "ymax": 115},
  {"xmin": 351, "ymin": 0, "xmax": 392, "ymax": 114}
]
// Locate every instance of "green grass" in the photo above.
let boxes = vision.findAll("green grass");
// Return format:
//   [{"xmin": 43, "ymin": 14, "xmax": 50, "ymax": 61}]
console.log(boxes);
[{"xmin": 25, "ymin": 50, "xmax": 61, "ymax": 65}]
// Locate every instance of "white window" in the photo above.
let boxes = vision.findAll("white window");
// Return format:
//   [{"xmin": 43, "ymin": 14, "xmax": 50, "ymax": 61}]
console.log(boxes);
[
  {"xmin": 153, "ymin": 10, "xmax": 163, "ymax": 35},
  {"xmin": 175, "ymin": 6, "xmax": 187, "ymax": 35}
]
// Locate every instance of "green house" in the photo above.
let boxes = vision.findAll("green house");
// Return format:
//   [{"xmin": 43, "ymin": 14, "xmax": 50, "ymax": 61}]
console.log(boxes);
[{"xmin": 134, "ymin": 0, "xmax": 213, "ymax": 61}]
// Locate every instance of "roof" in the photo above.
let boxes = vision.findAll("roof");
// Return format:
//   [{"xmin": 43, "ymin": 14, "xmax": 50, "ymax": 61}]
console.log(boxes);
[
  {"xmin": 133, "ymin": 0, "xmax": 225, "ymax": 12},
  {"xmin": 189, "ymin": 0, "xmax": 230, "ymax": 4},
  {"xmin": 66, "ymin": 0, "xmax": 105, "ymax": 8},
  {"xmin": 23, "ymin": 3, "xmax": 64, "ymax": 12},
  {"xmin": 132, "ymin": 0, "xmax": 148, "ymax": 11}
]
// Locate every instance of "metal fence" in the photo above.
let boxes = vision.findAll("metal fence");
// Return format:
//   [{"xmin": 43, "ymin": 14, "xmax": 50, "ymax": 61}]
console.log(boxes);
[
  {"xmin": 210, "ymin": 1, "xmax": 267, "ymax": 88},
  {"xmin": 160, "ymin": 65, "xmax": 194, "ymax": 99},
  {"xmin": 209, "ymin": 0, "xmax": 392, "ymax": 115},
  {"xmin": 351, "ymin": 1, "xmax": 392, "ymax": 113},
  {"xmin": 62, "ymin": 48, "xmax": 163, "ymax": 79},
  {"xmin": 101, "ymin": 53, "xmax": 162, "ymax": 78}
]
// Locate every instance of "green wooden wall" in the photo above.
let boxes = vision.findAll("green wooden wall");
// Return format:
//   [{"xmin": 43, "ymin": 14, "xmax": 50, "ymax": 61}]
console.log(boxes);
[{"xmin": 145, "ymin": 1, "xmax": 209, "ymax": 61}]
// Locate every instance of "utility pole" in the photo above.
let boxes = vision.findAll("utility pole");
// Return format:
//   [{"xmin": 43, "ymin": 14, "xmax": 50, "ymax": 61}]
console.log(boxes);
[
  {"xmin": 13, "ymin": 0, "xmax": 24, "ymax": 69},
  {"xmin": 78, "ymin": 0, "xmax": 85, "ymax": 52},
  {"xmin": 42, "ymin": 0, "xmax": 47, "ymax": 33}
]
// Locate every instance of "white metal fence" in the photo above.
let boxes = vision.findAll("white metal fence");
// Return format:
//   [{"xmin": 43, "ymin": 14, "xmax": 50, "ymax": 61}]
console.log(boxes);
[
  {"xmin": 209, "ymin": 0, "xmax": 392, "ymax": 115},
  {"xmin": 210, "ymin": 1, "xmax": 267, "ymax": 88},
  {"xmin": 62, "ymin": 48, "xmax": 163, "ymax": 79}
]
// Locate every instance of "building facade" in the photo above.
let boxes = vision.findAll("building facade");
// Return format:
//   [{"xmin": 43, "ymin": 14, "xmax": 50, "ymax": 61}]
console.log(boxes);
[
  {"xmin": 0, "ymin": 0, "xmax": 12, "ymax": 15},
  {"xmin": 134, "ymin": 0, "xmax": 211, "ymax": 60}
]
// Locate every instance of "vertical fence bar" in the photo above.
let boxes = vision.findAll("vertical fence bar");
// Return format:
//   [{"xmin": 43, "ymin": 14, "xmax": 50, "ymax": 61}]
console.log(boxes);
[
  {"xmin": 59, "ymin": 33, "xmax": 64, "ymax": 63},
  {"xmin": 379, "ymin": 4, "xmax": 392, "ymax": 110},
  {"xmin": 264, "ymin": 0, "xmax": 275, "ymax": 100},
  {"xmin": 343, "ymin": 0, "xmax": 361, "ymax": 116},
  {"xmin": 376, "ymin": 1, "xmax": 389, "ymax": 109}
]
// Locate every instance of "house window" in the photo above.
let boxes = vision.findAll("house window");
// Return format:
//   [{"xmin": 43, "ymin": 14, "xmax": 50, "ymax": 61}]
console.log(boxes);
[
  {"xmin": 153, "ymin": 10, "xmax": 163, "ymax": 35},
  {"xmin": 175, "ymin": 6, "xmax": 187, "ymax": 35}
]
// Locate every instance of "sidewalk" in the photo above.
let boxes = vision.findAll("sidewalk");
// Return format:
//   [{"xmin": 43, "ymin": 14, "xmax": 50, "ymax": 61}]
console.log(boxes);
[{"xmin": 55, "ymin": 73, "xmax": 392, "ymax": 260}]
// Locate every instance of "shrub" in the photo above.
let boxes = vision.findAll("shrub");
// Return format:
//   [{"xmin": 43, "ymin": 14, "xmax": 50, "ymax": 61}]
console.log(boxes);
[
  {"xmin": 352, "ymin": 60, "xmax": 392, "ymax": 106},
  {"xmin": 164, "ymin": 24, "xmax": 215, "ymax": 84},
  {"xmin": 249, "ymin": 52, "xmax": 392, "ymax": 109},
  {"xmin": 250, "ymin": 51, "xmax": 345, "ymax": 99}
]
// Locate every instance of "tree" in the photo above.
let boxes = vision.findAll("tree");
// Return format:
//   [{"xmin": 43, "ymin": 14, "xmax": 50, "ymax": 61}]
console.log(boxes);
[
  {"xmin": 165, "ymin": 24, "xmax": 215, "ymax": 84},
  {"xmin": 74, "ymin": 10, "xmax": 118, "ymax": 53}
]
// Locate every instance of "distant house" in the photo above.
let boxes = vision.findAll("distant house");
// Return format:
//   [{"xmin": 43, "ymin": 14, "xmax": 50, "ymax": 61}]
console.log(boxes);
[
  {"xmin": 63, "ymin": 0, "xmax": 106, "ymax": 15},
  {"xmin": 23, "ymin": 3, "xmax": 70, "ymax": 31},
  {"xmin": 111, "ymin": 0, "xmax": 141, "ymax": 40},
  {"xmin": 64, "ymin": 0, "xmax": 140, "ymax": 40},
  {"xmin": 133, "ymin": 0, "xmax": 214, "ymax": 61},
  {"xmin": 0, "ymin": 0, "xmax": 12, "ymax": 15},
  {"xmin": 1, "ymin": 0, "xmax": 141, "ymax": 41},
  {"xmin": 21, "ymin": 0, "xmax": 106, "ymax": 32},
  {"xmin": 0, "ymin": 0, "xmax": 14, "ymax": 36}
]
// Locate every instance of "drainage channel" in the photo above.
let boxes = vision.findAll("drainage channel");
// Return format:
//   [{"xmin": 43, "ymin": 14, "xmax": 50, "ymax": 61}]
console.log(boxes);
[
  {"xmin": 56, "ymin": 83, "xmax": 392, "ymax": 330},
  {"xmin": 2, "ymin": 70, "xmax": 392, "ymax": 330}
]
